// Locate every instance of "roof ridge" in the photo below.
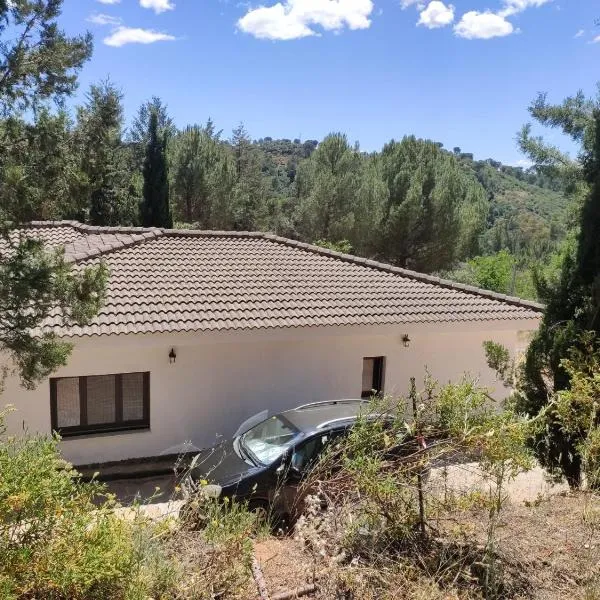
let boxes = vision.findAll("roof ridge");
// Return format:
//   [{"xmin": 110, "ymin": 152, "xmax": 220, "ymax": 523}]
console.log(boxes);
[
  {"xmin": 258, "ymin": 233, "xmax": 545, "ymax": 312},
  {"xmin": 27, "ymin": 220, "xmax": 162, "ymax": 236},
  {"xmin": 65, "ymin": 230, "xmax": 164, "ymax": 264}
]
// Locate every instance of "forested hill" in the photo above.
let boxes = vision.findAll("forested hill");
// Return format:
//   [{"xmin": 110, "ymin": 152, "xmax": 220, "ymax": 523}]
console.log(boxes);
[{"xmin": 2, "ymin": 85, "xmax": 572, "ymax": 301}]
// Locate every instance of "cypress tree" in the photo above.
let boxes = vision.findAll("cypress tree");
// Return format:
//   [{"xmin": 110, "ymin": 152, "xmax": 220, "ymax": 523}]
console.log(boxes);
[{"xmin": 140, "ymin": 110, "xmax": 172, "ymax": 228}]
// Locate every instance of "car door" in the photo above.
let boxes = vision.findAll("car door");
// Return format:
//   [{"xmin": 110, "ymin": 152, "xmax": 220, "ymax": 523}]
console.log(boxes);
[{"xmin": 277, "ymin": 433, "xmax": 333, "ymax": 517}]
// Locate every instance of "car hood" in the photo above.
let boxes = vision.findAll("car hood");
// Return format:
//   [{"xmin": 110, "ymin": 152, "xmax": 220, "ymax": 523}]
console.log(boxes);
[{"xmin": 189, "ymin": 439, "xmax": 262, "ymax": 487}]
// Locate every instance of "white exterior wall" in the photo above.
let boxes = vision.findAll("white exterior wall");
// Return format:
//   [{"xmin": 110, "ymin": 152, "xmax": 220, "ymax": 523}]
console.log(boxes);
[{"xmin": 2, "ymin": 321, "xmax": 538, "ymax": 465}]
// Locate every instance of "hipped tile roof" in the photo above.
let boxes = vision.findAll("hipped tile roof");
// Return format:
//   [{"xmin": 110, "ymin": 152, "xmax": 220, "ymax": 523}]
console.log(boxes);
[{"xmin": 18, "ymin": 221, "xmax": 543, "ymax": 337}]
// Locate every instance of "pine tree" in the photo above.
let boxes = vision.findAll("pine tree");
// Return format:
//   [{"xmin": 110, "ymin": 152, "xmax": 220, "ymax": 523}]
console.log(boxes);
[
  {"xmin": 140, "ymin": 110, "xmax": 172, "ymax": 228},
  {"xmin": 76, "ymin": 81, "xmax": 136, "ymax": 226},
  {"xmin": 0, "ymin": 0, "xmax": 107, "ymax": 388},
  {"xmin": 518, "ymin": 111, "xmax": 600, "ymax": 487}
]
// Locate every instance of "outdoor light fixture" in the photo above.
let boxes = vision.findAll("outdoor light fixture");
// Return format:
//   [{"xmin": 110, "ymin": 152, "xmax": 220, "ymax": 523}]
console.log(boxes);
[
  {"xmin": 169, "ymin": 348, "xmax": 177, "ymax": 364},
  {"xmin": 401, "ymin": 334, "xmax": 411, "ymax": 348}
]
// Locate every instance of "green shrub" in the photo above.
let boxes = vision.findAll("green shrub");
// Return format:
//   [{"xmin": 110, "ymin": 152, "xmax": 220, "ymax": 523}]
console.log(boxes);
[{"xmin": 0, "ymin": 407, "xmax": 175, "ymax": 600}]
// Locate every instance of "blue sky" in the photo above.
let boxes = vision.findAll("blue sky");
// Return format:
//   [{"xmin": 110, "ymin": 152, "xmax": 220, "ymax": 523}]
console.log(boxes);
[{"xmin": 60, "ymin": 0, "xmax": 597, "ymax": 165}]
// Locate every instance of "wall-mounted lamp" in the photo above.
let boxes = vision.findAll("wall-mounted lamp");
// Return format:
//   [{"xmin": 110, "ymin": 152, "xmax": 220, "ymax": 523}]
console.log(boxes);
[
  {"xmin": 169, "ymin": 348, "xmax": 177, "ymax": 364},
  {"xmin": 401, "ymin": 334, "xmax": 411, "ymax": 348}
]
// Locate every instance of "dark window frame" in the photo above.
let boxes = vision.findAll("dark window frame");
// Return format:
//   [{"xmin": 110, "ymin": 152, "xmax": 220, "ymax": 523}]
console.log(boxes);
[
  {"xmin": 50, "ymin": 372, "xmax": 150, "ymax": 437},
  {"xmin": 361, "ymin": 356, "xmax": 385, "ymax": 399}
]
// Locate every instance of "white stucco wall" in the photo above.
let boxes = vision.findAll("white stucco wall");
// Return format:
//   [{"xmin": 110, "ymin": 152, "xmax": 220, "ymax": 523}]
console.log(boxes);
[{"xmin": 1, "ymin": 320, "xmax": 538, "ymax": 465}]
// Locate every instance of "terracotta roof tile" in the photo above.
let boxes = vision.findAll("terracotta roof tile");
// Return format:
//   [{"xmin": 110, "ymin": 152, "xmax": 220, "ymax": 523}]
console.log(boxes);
[{"xmin": 17, "ymin": 221, "xmax": 543, "ymax": 337}]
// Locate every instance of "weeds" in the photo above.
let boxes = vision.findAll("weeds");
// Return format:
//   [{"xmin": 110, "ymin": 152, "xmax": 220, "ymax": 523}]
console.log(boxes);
[{"xmin": 294, "ymin": 376, "xmax": 534, "ymax": 599}]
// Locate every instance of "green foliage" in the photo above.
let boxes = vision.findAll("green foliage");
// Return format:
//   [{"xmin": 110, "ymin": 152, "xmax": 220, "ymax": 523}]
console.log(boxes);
[
  {"xmin": 140, "ymin": 110, "xmax": 172, "ymax": 228},
  {"xmin": 518, "ymin": 110, "xmax": 600, "ymax": 487},
  {"xmin": 171, "ymin": 123, "xmax": 229, "ymax": 226},
  {"xmin": 0, "ymin": 0, "xmax": 92, "ymax": 115},
  {"xmin": 76, "ymin": 81, "xmax": 138, "ymax": 226},
  {"xmin": 128, "ymin": 96, "xmax": 177, "ymax": 169},
  {"xmin": 298, "ymin": 377, "xmax": 533, "ymax": 600},
  {"xmin": 295, "ymin": 133, "xmax": 364, "ymax": 242},
  {"xmin": 0, "ymin": 2, "xmax": 107, "ymax": 389},
  {"xmin": 377, "ymin": 136, "xmax": 488, "ymax": 272},
  {"xmin": 313, "ymin": 239, "xmax": 353, "ymax": 254},
  {"xmin": 0, "ymin": 238, "xmax": 108, "ymax": 388},
  {"xmin": 518, "ymin": 88, "xmax": 600, "ymax": 190},
  {"xmin": 469, "ymin": 250, "xmax": 515, "ymax": 293},
  {"xmin": 483, "ymin": 340, "xmax": 513, "ymax": 384},
  {"xmin": 536, "ymin": 333, "xmax": 600, "ymax": 489},
  {"xmin": 0, "ymin": 408, "xmax": 176, "ymax": 599}
]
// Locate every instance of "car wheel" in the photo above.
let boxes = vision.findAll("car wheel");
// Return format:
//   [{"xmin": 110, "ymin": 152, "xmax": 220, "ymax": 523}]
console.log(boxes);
[{"xmin": 248, "ymin": 500, "xmax": 289, "ymax": 534}]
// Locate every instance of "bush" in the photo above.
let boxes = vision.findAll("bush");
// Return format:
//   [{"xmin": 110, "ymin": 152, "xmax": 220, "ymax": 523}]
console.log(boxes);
[
  {"xmin": 0, "ymin": 408, "xmax": 176, "ymax": 599},
  {"xmin": 0, "ymin": 407, "xmax": 261, "ymax": 600},
  {"xmin": 295, "ymin": 377, "xmax": 534, "ymax": 599}
]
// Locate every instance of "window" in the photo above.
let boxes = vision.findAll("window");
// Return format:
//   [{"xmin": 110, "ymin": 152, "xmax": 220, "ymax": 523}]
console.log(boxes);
[
  {"xmin": 361, "ymin": 356, "xmax": 385, "ymax": 398},
  {"xmin": 50, "ymin": 372, "xmax": 150, "ymax": 437},
  {"xmin": 241, "ymin": 415, "xmax": 300, "ymax": 465}
]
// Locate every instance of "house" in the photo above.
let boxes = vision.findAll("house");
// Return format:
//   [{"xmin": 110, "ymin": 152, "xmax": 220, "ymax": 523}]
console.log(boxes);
[{"xmin": 2, "ymin": 221, "xmax": 543, "ymax": 466}]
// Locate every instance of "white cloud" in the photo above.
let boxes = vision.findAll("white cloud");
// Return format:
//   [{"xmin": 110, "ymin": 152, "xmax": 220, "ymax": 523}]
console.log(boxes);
[
  {"xmin": 237, "ymin": 0, "xmax": 373, "ymax": 40},
  {"xmin": 593, "ymin": 35, "xmax": 600, "ymax": 44},
  {"xmin": 400, "ymin": 0, "xmax": 424, "ymax": 8},
  {"xmin": 454, "ymin": 10, "xmax": 513, "ymax": 39},
  {"xmin": 574, "ymin": 29, "xmax": 585, "ymax": 38},
  {"xmin": 87, "ymin": 13, "xmax": 122, "ymax": 26},
  {"xmin": 104, "ymin": 26, "xmax": 176, "ymax": 46},
  {"xmin": 140, "ymin": 0, "xmax": 175, "ymax": 14},
  {"xmin": 417, "ymin": 1, "xmax": 453, "ymax": 28},
  {"xmin": 498, "ymin": 0, "xmax": 550, "ymax": 18},
  {"xmin": 97, "ymin": 0, "xmax": 121, "ymax": 4}
]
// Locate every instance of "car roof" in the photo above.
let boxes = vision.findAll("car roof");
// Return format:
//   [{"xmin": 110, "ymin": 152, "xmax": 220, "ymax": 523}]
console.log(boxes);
[{"xmin": 281, "ymin": 399, "xmax": 367, "ymax": 433}]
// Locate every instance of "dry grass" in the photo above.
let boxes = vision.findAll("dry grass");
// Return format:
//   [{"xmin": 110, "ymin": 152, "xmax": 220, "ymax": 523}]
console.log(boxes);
[{"xmin": 248, "ymin": 491, "xmax": 600, "ymax": 600}]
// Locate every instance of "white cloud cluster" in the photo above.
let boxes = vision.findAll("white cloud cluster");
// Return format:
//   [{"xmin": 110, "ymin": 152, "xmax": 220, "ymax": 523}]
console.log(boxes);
[
  {"xmin": 497, "ymin": 0, "xmax": 550, "ymax": 17},
  {"xmin": 593, "ymin": 35, "xmax": 600, "ymax": 44},
  {"xmin": 140, "ymin": 0, "xmax": 175, "ymax": 14},
  {"xmin": 454, "ymin": 10, "xmax": 513, "ymax": 38},
  {"xmin": 417, "ymin": 1, "xmax": 454, "ymax": 29},
  {"xmin": 237, "ymin": 0, "xmax": 374, "ymax": 40},
  {"xmin": 453, "ymin": 0, "xmax": 550, "ymax": 39},
  {"xmin": 574, "ymin": 29, "xmax": 585, "ymax": 38},
  {"xmin": 87, "ymin": 2, "xmax": 177, "ymax": 47},
  {"xmin": 104, "ymin": 26, "xmax": 176, "ymax": 46}
]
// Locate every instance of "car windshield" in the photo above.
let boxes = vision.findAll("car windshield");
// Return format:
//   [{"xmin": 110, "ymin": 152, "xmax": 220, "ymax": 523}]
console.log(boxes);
[{"xmin": 240, "ymin": 415, "xmax": 300, "ymax": 466}]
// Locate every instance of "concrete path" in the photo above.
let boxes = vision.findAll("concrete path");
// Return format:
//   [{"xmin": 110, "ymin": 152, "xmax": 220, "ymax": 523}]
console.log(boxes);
[{"xmin": 108, "ymin": 462, "xmax": 570, "ymax": 521}]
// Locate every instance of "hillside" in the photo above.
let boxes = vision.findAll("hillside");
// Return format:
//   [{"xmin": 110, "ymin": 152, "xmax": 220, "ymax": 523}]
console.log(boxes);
[{"xmin": 252, "ymin": 137, "xmax": 572, "ymax": 264}]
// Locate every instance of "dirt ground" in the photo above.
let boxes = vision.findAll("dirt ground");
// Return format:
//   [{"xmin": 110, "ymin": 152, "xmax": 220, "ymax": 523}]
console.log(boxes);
[{"xmin": 249, "ymin": 491, "xmax": 600, "ymax": 600}]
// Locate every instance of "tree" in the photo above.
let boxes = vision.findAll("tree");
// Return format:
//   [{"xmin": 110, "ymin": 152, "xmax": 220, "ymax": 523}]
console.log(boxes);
[
  {"xmin": 75, "ymin": 81, "xmax": 136, "ymax": 225},
  {"xmin": 229, "ymin": 124, "xmax": 267, "ymax": 230},
  {"xmin": 468, "ymin": 250, "xmax": 515, "ymax": 293},
  {"xmin": 0, "ymin": 108, "xmax": 84, "ymax": 221},
  {"xmin": 0, "ymin": 0, "xmax": 92, "ymax": 116},
  {"xmin": 171, "ymin": 122, "xmax": 225, "ymax": 226},
  {"xmin": 128, "ymin": 96, "xmax": 176, "ymax": 168},
  {"xmin": 295, "ymin": 133, "xmax": 362, "ymax": 242},
  {"xmin": 518, "ymin": 87, "xmax": 600, "ymax": 193},
  {"xmin": 517, "ymin": 103, "xmax": 600, "ymax": 487},
  {"xmin": 140, "ymin": 110, "xmax": 172, "ymax": 228},
  {"xmin": 378, "ymin": 137, "xmax": 487, "ymax": 272},
  {"xmin": 0, "ymin": 0, "xmax": 106, "ymax": 388}
]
